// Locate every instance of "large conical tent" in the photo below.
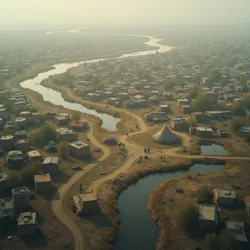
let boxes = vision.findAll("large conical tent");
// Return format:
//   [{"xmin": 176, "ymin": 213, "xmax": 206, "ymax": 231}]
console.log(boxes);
[{"xmin": 153, "ymin": 125, "xmax": 180, "ymax": 145}]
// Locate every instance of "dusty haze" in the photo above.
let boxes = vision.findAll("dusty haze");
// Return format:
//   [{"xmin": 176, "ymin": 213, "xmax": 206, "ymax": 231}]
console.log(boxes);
[{"xmin": 1, "ymin": 0, "xmax": 250, "ymax": 28}]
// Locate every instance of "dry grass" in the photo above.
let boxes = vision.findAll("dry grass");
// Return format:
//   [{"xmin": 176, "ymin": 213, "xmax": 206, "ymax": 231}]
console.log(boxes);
[{"xmin": 148, "ymin": 160, "xmax": 250, "ymax": 250}]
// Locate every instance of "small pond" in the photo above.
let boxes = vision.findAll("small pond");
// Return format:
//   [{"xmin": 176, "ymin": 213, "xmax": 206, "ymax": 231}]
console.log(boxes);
[
  {"xmin": 201, "ymin": 144, "xmax": 228, "ymax": 156},
  {"xmin": 115, "ymin": 164, "xmax": 225, "ymax": 250}
]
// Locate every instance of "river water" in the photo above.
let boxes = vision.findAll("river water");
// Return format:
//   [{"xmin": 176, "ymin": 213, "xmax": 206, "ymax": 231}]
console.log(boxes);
[
  {"xmin": 19, "ymin": 35, "xmax": 173, "ymax": 131},
  {"xmin": 115, "ymin": 164, "xmax": 225, "ymax": 250}
]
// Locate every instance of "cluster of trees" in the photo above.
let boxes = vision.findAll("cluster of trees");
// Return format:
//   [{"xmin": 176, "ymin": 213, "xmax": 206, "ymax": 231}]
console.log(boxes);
[
  {"xmin": 192, "ymin": 94, "xmax": 216, "ymax": 112},
  {"xmin": 30, "ymin": 124, "xmax": 57, "ymax": 147},
  {"xmin": 57, "ymin": 141, "xmax": 69, "ymax": 159},
  {"xmin": 71, "ymin": 111, "xmax": 81, "ymax": 122},
  {"xmin": 164, "ymin": 77, "xmax": 185, "ymax": 91},
  {"xmin": 232, "ymin": 97, "xmax": 250, "ymax": 116},
  {"xmin": 203, "ymin": 231, "xmax": 239, "ymax": 250},
  {"xmin": 188, "ymin": 84, "xmax": 200, "ymax": 98},
  {"xmin": 177, "ymin": 204, "xmax": 199, "ymax": 232},
  {"xmin": 6, "ymin": 162, "xmax": 42, "ymax": 188},
  {"xmin": 196, "ymin": 186, "xmax": 212, "ymax": 202}
]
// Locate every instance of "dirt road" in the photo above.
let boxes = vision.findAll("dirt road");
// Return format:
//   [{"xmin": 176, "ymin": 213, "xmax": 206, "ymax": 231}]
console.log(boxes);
[{"xmin": 15, "ymin": 83, "xmax": 250, "ymax": 250}]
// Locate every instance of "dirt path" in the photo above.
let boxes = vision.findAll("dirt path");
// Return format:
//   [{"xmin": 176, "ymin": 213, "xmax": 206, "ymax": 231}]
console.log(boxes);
[
  {"xmin": 14, "ymin": 81, "xmax": 250, "ymax": 250},
  {"xmin": 46, "ymin": 85, "xmax": 250, "ymax": 250}
]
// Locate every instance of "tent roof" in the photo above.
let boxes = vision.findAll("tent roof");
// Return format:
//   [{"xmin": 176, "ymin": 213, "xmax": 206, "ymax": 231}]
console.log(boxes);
[{"xmin": 153, "ymin": 125, "xmax": 180, "ymax": 145}]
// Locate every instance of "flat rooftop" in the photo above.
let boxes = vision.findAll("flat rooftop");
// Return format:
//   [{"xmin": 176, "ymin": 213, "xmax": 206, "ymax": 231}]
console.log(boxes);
[
  {"xmin": 214, "ymin": 188, "xmax": 236, "ymax": 199},
  {"xmin": 42, "ymin": 157, "xmax": 59, "ymax": 165},
  {"xmin": 69, "ymin": 141, "xmax": 89, "ymax": 149},
  {"xmin": 34, "ymin": 174, "xmax": 51, "ymax": 183},
  {"xmin": 199, "ymin": 204, "xmax": 218, "ymax": 223},
  {"xmin": 12, "ymin": 186, "xmax": 30, "ymax": 195},
  {"xmin": 18, "ymin": 212, "xmax": 36, "ymax": 226}
]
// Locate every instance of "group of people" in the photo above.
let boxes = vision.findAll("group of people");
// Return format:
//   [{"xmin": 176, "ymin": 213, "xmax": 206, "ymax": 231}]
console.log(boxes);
[{"xmin": 144, "ymin": 148, "xmax": 150, "ymax": 153}]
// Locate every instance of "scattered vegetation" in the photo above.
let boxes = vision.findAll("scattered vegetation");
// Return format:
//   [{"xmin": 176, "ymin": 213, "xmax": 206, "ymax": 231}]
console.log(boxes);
[
  {"xmin": 188, "ymin": 84, "xmax": 200, "ymax": 99},
  {"xmin": 57, "ymin": 141, "xmax": 69, "ymax": 159},
  {"xmin": 230, "ymin": 118, "xmax": 248, "ymax": 132},
  {"xmin": 71, "ymin": 111, "xmax": 81, "ymax": 122},
  {"xmin": 6, "ymin": 162, "xmax": 42, "ymax": 188},
  {"xmin": 163, "ymin": 77, "xmax": 185, "ymax": 90},
  {"xmin": 192, "ymin": 94, "xmax": 216, "ymax": 112},
  {"xmin": 30, "ymin": 123, "xmax": 57, "ymax": 147},
  {"xmin": 196, "ymin": 185, "xmax": 212, "ymax": 202},
  {"xmin": 177, "ymin": 204, "xmax": 199, "ymax": 232},
  {"xmin": 187, "ymin": 117, "xmax": 197, "ymax": 127},
  {"xmin": 203, "ymin": 231, "xmax": 239, "ymax": 250}
]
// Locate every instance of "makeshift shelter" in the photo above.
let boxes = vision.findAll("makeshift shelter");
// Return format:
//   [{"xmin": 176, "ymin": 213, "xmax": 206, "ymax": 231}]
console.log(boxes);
[{"xmin": 152, "ymin": 125, "xmax": 180, "ymax": 145}]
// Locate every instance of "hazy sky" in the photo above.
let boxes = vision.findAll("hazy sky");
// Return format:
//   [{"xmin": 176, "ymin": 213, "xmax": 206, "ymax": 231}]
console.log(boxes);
[{"xmin": 1, "ymin": 0, "xmax": 250, "ymax": 27}]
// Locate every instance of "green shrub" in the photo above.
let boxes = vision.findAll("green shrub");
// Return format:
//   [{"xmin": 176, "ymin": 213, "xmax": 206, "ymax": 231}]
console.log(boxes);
[
  {"xmin": 6, "ymin": 162, "xmax": 42, "ymax": 188},
  {"xmin": 197, "ymin": 185, "xmax": 212, "ymax": 202},
  {"xmin": 203, "ymin": 231, "xmax": 239, "ymax": 250},
  {"xmin": 177, "ymin": 204, "xmax": 198, "ymax": 232},
  {"xmin": 30, "ymin": 123, "xmax": 57, "ymax": 147},
  {"xmin": 57, "ymin": 141, "xmax": 69, "ymax": 159},
  {"xmin": 6, "ymin": 172, "xmax": 22, "ymax": 188}
]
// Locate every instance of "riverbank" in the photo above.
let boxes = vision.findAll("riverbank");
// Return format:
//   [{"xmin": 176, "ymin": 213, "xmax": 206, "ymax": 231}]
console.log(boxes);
[
  {"xmin": 41, "ymin": 79, "xmax": 143, "ymax": 135},
  {"xmin": 92, "ymin": 157, "xmax": 193, "ymax": 249},
  {"xmin": 148, "ymin": 159, "xmax": 250, "ymax": 250}
]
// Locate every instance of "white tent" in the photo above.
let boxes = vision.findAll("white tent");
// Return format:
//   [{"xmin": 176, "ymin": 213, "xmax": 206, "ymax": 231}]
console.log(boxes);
[{"xmin": 153, "ymin": 125, "xmax": 180, "ymax": 145}]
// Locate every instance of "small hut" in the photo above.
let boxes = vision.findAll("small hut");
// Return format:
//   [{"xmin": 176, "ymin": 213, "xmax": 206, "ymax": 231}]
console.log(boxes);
[{"xmin": 152, "ymin": 125, "xmax": 180, "ymax": 145}]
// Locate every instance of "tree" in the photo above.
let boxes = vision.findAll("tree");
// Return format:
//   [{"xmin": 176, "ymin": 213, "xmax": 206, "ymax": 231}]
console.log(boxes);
[
  {"xmin": 188, "ymin": 117, "xmax": 197, "ymax": 127},
  {"xmin": 42, "ymin": 124, "xmax": 57, "ymax": 143},
  {"xmin": 240, "ymin": 74, "xmax": 247, "ymax": 84},
  {"xmin": 4, "ymin": 101, "xmax": 13, "ymax": 112},
  {"xmin": 203, "ymin": 233, "xmax": 219, "ymax": 250},
  {"xmin": 192, "ymin": 74, "xmax": 201, "ymax": 84},
  {"xmin": 192, "ymin": 94, "xmax": 215, "ymax": 112},
  {"xmin": 217, "ymin": 230, "xmax": 239, "ymax": 250},
  {"xmin": 57, "ymin": 141, "xmax": 69, "ymax": 159},
  {"xmin": 230, "ymin": 119, "xmax": 246, "ymax": 132},
  {"xmin": 231, "ymin": 102, "xmax": 246, "ymax": 116},
  {"xmin": 242, "ymin": 85, "xmax": 249, "ymax": 93},
  {"xmin": 203, "ymin": 231, "xmax": 239, "ymax": 250},
  {"xmin": 177, "ymin": 204, "xmax": 198, "ymax": 232},
  {"xmin": 6, "ymin": 172, "xmax": 22, "ymax": 188},
  {"xmin": 196, "ymin": 186, "xmax": 211, "ymax": 202},
  {"xmin": 30, "ymin": 123, "xmax": 57, "ymax": 147},
  {"xmin": 71, "ymin": 111, "xmax": 81, "ymax": 122},
  {"xmin": 21, "ymin": 162, "xmax": 42, "ymax": 185},
  {"xmin": 189, "ymin": 84, "xmax": 200, "ymax": 99},
  {"xmin": 164, "ymin": 78, "xmax": 185, "ymax": 91},
  {"xmin": 208, "ymin": 69, "xmax": 221, "ymax": 82}
]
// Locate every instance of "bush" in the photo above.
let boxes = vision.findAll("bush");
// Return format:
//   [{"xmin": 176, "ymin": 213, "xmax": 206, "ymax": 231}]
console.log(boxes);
[
  {"xmin": 203, "ymin": 233, "xmax": 218, "ymax": 250},
  {"xmin": 230, "ymin": 118, "xmax": 247, "ymax": 132},
  {"xmin": 21, "ymin": 162, "xmax": 42, "ymax": 185},
  {"xmin": 5, "ymin": 162, "xmax": 42, "ymax": 188},
  {"xmin": 192, "ymin": 94, "xmax": 216, "ymax": 112},
  {"xmin": 196, "ymin": 186, "xmax": 212, "ymax": 202},
  {"xmin": 188, "ymin": 117, "xmax": 197, "ymax": 127},
  {"xmin": 203, "ymin": 231, "xmax": 239, "ymax": 250},
  {"xmin": 177, "ymin": 204, "xmax": 199, "ymax": 232},
  {"xmin": 57, "ymin": 141, "xmax": 69, "ymax": 159},
  {"xmin": 71, "ymin": 111, "xmax": 81, "ymax": 122},
  {"xmin": 30, "ymin": 123, "xmax": 57, "ymax": 147},
  {"xmin": 6, "ymin": 172, "xmax": 22, "ymax": 188}
]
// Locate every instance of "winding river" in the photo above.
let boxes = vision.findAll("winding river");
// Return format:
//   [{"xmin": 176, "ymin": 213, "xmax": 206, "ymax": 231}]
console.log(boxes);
[
  {"xmin": 19, "ymin": 35, "xmax": 173, "ymax": 131},
  {"xmin": 115, "ymin": 164, "xmax": 225, "ymax": 250}
]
